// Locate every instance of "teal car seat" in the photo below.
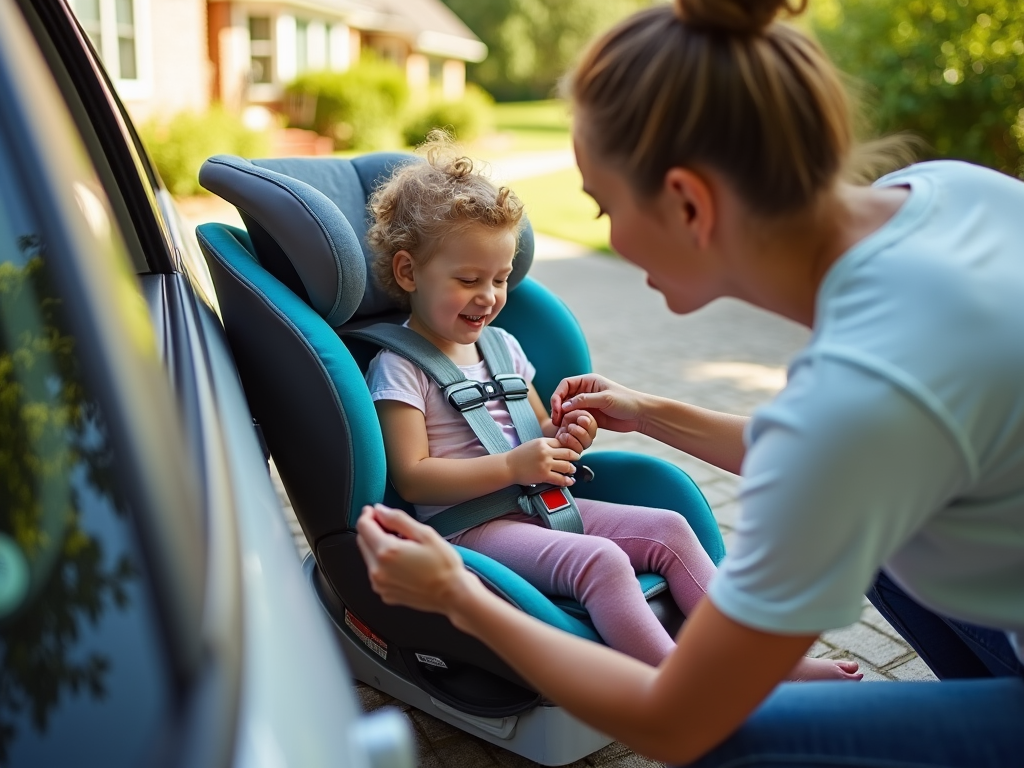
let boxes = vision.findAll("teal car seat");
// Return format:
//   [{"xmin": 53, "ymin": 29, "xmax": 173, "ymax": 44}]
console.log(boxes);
[{"xmin": 195, "ymin": 152, "xmax": 725, "ymax": 765}]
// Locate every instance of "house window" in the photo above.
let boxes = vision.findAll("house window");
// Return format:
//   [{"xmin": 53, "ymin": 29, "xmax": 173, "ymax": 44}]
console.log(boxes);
[
  {"xmin": 249, "ymin": 15, "xmax": 273, "ymax": 84},
  {"xmin": 295, "ymin": 18, "xmax": 308, "ymax": 72},
  {"xmin": 75, "ymin": 0, "xmax": 102, "ymax": 53},
  {"xmin": 115, "ymin": 0, "xmax": 136, "ymax": 79},
  {"xmin": 72, "ymin": 0, "xmax": 142, "ymax": 82},
  {"xmin": 428, "ymin": 57, "xmax": 443, "ymax": 84}
]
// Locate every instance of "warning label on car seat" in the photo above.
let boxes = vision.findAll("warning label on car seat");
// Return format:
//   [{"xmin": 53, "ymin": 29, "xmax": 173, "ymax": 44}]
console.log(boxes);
[
  {"xmin": 345, "ymin": 608, "xmax": 388, "ymax": 660},
  {"xmin": 415, "ymin": 653, "xmax": 448, "ymax": 669}
]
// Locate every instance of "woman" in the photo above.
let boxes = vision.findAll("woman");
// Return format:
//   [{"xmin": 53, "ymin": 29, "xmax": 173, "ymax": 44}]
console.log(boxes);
[{"xmin": 356, "ymin": 0, "xmax": 1024, "ymax": 764}]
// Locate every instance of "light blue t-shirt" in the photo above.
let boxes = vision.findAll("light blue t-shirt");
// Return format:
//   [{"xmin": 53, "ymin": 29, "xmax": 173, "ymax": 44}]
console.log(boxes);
[{"xmin": 709, "ymin": 161, "xmax": 1024, "ymax": 661}]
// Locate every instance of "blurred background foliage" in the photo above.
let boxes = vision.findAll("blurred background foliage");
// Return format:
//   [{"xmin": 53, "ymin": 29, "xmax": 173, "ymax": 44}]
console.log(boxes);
[
  {"xmin": 441, "ymin": 0, "xmax": 655, "ymax": 101},
  {"xmin": 284, "ymin": 54, "xmax": 410, "ymax": 150},
  {"xmin": 809, "ymin": 0, "xmax": 1024, "ymax": 177},
  {"xmin": 148, "ymin": 0, "xmax": 1024, "ymax": 249},
  {"xmin": 401, "ymin": 83, "xmax": 495, "ymax": 147},
  {"xmin": 139, "ymin": 105, "xmax": 270, "ymax": 197}
]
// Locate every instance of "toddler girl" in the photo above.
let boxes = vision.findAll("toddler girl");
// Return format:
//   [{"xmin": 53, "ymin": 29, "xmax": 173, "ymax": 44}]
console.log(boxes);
[{"xmin": 363, "ymin": 134, "xmax": 860, "ymax": 678}]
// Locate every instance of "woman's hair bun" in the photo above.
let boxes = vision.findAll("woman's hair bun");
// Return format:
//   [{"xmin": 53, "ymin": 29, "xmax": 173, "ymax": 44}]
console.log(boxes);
[{"xmin": 673, "ymin": 0, "xmax": 806, "ymax": 35}]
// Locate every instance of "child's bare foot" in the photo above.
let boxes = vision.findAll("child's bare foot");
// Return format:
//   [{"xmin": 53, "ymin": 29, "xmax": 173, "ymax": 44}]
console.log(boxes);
[{"xmin": 788, "ymin": 657, "xmax": 863, "ymax": 682}]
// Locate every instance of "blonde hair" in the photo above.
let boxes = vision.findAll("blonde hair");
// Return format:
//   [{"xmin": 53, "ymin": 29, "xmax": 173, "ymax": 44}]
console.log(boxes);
[
  {"xmin": 566, "ymin": 0, "xmax": 858, "ymax": 215},
  {"xmin": 366, "ymin": 131, "xmax": 524, "ymax": 308}
]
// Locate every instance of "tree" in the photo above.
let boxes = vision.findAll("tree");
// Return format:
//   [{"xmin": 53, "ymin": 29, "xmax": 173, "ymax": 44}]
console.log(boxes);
[
  {"xmin": 810, "ymin": 0, "xmax": 1024, "ymax": 178},
  {"xmin": 443, "ymin": 0, "xmax": 655, "ymax": 101}
]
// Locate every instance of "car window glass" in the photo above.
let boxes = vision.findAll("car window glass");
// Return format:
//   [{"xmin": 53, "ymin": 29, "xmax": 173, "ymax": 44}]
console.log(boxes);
[{"xmin": 0, "ymin": 130, "xmax": 173, "ymax": 768}]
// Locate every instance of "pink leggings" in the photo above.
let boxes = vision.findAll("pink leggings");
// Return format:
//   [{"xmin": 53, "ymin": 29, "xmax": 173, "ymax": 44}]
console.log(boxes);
[{"xmin": 451, "ymin": 498, "xmax": 716, "ymax": 666}]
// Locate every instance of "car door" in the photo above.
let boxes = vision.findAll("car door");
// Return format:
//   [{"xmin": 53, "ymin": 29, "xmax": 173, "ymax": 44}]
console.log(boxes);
[{"xmin": 1, "ymin": 0, "xmax": 407, "ymax": 766}]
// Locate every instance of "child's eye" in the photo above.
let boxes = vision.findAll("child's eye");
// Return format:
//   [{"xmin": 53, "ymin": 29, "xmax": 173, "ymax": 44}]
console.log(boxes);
[{"xmin": 457, "ymin": 278, "xmax": 477, "ymax": 286}]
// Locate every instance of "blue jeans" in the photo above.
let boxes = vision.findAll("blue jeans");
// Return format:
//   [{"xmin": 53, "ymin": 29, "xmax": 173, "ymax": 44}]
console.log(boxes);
[{"xmin": 680, "ymin": 573, "xmax": 1024, "ymax": 767}]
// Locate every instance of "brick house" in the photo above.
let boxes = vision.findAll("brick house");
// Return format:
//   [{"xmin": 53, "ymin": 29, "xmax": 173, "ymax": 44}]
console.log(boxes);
[{"xmin": 70, "ymin": 0, "xmax": 485, "ymax": 124}]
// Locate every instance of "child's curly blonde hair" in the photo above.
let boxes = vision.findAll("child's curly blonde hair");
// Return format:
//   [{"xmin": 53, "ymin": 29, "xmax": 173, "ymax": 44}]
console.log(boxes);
[{"xmin": 366, "ymin": 130, "xmax": 525, "ymax": 309}]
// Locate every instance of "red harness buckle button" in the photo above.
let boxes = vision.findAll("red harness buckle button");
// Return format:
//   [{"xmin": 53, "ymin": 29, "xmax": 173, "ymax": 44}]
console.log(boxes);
[{"xmin": 540, "ymin": 487, "xmax": 571, "ymax": 513}]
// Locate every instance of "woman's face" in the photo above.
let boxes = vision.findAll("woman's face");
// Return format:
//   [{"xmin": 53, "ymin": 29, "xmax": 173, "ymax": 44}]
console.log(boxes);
[{"xmin": 573, "ymin": 128, "xmax": 726, "ymax": 315}]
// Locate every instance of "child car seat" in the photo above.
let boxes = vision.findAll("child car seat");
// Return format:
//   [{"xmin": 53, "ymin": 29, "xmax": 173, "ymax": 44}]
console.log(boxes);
[{"xmin": 195, "ymin": 152, "xmax": 725, "ymax": 766}]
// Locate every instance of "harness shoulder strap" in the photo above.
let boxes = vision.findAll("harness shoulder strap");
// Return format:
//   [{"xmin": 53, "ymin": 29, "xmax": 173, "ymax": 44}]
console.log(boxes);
[
  {"xmin": 477, "ymin": 327, "xmax": 543, "ymax": 444},
  {"xmin": 344, "ymin": 323, "xmax": 512, "ymax": 456},
  {"xmin": 344, "ymin": 322, "xmax": 584, "ymax": 537}
]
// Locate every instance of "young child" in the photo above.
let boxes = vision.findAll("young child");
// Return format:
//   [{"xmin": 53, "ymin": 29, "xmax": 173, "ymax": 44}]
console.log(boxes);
[{"xmin": 363, "ymin": 134, "xmax": 861, "ymax": 678}]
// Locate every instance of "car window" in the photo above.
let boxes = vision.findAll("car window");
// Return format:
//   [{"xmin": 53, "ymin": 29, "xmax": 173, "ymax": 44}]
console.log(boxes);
[
  {"xmin": 0, "ymin": 129, "xmax": 174, "ymax": 768},
  {"xmin": 19, "ymin": 0, "xmax": 174, "ymax": 277}
]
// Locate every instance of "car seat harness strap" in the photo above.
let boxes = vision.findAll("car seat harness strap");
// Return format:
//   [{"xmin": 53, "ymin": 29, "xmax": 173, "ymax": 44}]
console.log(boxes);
[{"xmin": 344, "ymin": 323, "xmax": 586, "ymax": 536}]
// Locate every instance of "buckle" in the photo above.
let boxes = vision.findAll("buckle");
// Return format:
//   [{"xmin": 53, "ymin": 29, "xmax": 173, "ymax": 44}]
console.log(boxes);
[
  {"xmin": 523, "ymin": 484, "xmax": 572, "ymax": 513},
  {"xmin": 446, "ymin": 381, "xmax": 489, "ymax": 411},
  {"xmin": 538, "ymin": 487, "xmax": 572, "ymax": 513},
  {"xmin": 494, "ymin": 374, "xmax": 529, "ymax": 400}
]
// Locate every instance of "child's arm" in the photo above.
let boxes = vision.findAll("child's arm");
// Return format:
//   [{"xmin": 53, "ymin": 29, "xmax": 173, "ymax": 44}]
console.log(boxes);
[
  {"xmin": 529, "ymin": 384, "xmax": 598, "ymax": 453},
  {"xmin": 376, "ymin": 399, "xmax": 581, "ymax": 506}
]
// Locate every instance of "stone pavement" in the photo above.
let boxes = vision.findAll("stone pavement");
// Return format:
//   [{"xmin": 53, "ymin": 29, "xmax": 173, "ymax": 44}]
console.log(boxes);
[{"xmin": 264, "ymin": 247, "xmax": 936, "ymax": 768}]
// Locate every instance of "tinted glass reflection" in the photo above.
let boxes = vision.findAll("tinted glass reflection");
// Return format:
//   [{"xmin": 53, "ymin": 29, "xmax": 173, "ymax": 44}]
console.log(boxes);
[{"xmin": 0, "ymin": 172, "xmax": 172, "ymax": 765}]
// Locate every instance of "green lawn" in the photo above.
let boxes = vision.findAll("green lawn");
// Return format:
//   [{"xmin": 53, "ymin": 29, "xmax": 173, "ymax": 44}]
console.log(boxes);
[
  {"xmin": 512, "ymin": 166, "xmax": 612, "ymax": 253},
  {"xmin": 463, "ymin": 100, "xmax": 611, "ymax": 253},
  {"xmin": 476, "ymin": 99, "xmax": 573, "ymax": 154},
  {"xmin": 350, "ymin": 99, "xmax": 609, "ymax": 252}
]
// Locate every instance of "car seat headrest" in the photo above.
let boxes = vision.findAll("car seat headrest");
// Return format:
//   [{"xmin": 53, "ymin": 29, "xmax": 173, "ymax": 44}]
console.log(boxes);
[
  {"xmin": 198, "ymin": 153, "xmax": 535, "ymax": 326},
  {"xmin": 199, "ymin": 154, "xmax": 366, "ymax": 327}
]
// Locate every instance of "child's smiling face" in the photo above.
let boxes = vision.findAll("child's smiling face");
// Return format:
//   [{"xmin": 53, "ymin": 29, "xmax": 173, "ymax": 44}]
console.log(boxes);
[{"xmin": 396, "ymin": 222, "xmax": 517, "ymax": 357}]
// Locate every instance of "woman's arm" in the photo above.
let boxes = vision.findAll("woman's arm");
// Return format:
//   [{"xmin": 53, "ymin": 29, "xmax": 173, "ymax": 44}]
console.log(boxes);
[
  {"xmin": 637, "ymin": 396, "xmax": 748, "ymax": 474},
  {"xmin": 551, "ymin": 374, "xmax": 748, "ymax": 474},
  {"xmin": 376, "ymin": 399, "xmax": 580, "ymax": 504},
  {"xmin": 357, "ymin": 505, "xmax": 814, "ymax": 764}
]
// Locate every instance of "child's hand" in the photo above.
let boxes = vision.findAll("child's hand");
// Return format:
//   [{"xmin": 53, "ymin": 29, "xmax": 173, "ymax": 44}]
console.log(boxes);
[
  {"xmin": 555, "ymin": 409, "xmax": 598, "ymax": 453},
  {"xmin": 506, "ymin": 438, "xmax": 580, "ymax": 487}
]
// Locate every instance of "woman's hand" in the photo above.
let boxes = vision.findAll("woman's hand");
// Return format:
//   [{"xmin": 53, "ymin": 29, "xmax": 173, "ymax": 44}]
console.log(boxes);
[
  {"xmin": 555, "ymin": 409, "xmax": 598, "ymax": 452},
  {"xmin": 356, "ymin": 504, "xmax": 480, "ymax": 614},
  {"xmin": 506, "ymin": 438, "xmax": 580, "ymax": 486},
  {"xmin": 551, "ymin": 374, "xmax": 647, "ymax": 434}
]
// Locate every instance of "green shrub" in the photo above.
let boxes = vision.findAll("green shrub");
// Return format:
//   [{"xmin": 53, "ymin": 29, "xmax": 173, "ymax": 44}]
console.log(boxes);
[
  {"xmin": 285, "ymin": 57, "xmax": 409, "ymax": 150},
  {"xmin": 139, "ymin": 106, "xmax": 269, "ymax": 197},
  {"xmin": 810, "ymin": 0, "xmax": 1024, "ymax": 178},
  {"xmin": 401, "ymin": 84, "xmax": 495, "ymax": 146}
]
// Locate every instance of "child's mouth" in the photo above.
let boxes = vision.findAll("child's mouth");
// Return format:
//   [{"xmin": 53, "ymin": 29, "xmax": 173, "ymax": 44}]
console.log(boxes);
[{"xmin": 460, "ymin": 313, "xmax": 486, "ymax": 326}]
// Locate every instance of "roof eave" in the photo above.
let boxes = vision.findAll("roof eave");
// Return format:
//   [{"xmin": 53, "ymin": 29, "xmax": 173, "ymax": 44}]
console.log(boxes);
[{"xmin": 415, "ymin": 31, "xmax": 486, "ymax": 63}]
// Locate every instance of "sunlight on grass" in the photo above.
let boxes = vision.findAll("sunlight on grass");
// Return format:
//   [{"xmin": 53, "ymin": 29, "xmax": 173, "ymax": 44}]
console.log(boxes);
[
  {"xmin": 474, "ymin": 100, "xmax": 572, "ymax": 155},
  {"xmin": 513, "ymin": 166, "xmax": 611, "ymax": 253}
]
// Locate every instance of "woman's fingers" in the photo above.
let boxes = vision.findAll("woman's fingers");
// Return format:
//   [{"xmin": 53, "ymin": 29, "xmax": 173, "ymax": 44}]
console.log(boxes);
[
  {"xmin": 356, "ymin": 505, "xmax": 469, "ymax": 612},
  {"xmin": 561, "ymin": 391, "xmax": 610, "ymax": 413},
  {"xmin": 551, "ymin": 374, "xmax": 608, "ymax": 424},
  {"xmin": 371, "ymin": 503, "xmax": 433, "ymax": 541}
]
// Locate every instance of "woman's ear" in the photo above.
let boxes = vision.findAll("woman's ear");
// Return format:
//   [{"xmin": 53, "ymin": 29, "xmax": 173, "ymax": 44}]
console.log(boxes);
[
  {"xmin": 393, "ymin": 250, "xmax": 416, "ymax": 292},
  {"xmin": 663, "ymin": 168, "xmax": 715, "ymax": 249}
]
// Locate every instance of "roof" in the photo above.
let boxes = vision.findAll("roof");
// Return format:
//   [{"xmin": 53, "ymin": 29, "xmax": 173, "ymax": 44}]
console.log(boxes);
[
  {"xmin": 362, "ymin": 0, "xmax": 486, "ymax": 62},
  {"xmin": 237, "ymin": 0, "xmax": 487, "ymax": 62}
]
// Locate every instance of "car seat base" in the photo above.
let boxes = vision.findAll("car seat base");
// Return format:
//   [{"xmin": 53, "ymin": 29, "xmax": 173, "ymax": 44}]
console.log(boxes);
[{"xmin": 304, "ymin": 555, "xmax": 615, "ymax": 766}]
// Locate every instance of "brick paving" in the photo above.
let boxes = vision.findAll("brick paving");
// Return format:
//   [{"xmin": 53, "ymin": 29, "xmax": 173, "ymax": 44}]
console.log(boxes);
[{"xmin": 179, "ymin": 180, "xmax": 935, "ymax": 768}]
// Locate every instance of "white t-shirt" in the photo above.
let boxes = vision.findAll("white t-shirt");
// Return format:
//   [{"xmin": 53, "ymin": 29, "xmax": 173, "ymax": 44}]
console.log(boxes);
[
  {"xmin": 365, "ymin": 325, "xmax": 536, "ymax": 523},
  {"xmin": 709, "ymin": 161, "xmax": 1024, "ymax": 662}
]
